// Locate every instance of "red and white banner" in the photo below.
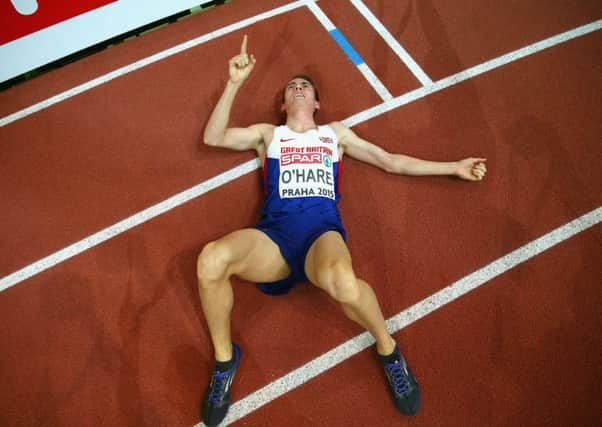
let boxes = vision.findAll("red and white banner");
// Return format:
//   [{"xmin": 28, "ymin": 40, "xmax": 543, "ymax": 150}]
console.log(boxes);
[
  {"xmin": 0, "ymin": 0, "xmax": 212, "ymax": 83},
  {"xmin": 1, "ymin": 0, "xmax": 118, "ymax": 45}
]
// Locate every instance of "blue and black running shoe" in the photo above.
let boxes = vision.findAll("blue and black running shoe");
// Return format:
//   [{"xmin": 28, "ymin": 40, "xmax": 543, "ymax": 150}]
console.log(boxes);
[
  {"xmin": 201, "ymin": 344, "xmax": 242, "ymax": 426},
  {"xmin": 380, "ymin": 346, "xmax": 421, "ymax": 416}
]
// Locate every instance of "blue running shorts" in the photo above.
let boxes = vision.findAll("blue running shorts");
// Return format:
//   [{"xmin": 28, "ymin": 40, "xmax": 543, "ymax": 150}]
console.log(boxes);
[{"xmin": 254, "ymin": 204, "xmax": 347, "ymax": 295}]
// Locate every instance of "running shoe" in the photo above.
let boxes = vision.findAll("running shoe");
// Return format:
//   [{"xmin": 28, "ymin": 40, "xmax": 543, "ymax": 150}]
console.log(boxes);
[
  {"xmin": 380, "ymin": 346, "xmax": 421, "ymax": 415},
  {"xmin": 201, "ymin": 344, "xmax": 242, "ymax": 426}
]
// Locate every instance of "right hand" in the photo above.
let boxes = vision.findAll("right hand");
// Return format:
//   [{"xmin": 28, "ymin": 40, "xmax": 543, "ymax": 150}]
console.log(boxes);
[{"xmin": 229, "ymin": 35, "xmax": 256, "ymax": 84}]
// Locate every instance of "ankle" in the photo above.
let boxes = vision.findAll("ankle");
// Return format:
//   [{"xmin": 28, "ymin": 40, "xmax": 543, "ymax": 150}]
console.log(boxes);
[
  {"xmin": 214, "ymin": 343, "xmax": 233, "ymax": 363},
  {"xmin": 376, "ymin": 336, "xmax": 397, "ymax": 357}
]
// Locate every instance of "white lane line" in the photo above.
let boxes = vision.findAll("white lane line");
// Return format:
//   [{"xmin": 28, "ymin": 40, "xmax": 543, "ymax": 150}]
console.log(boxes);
[
  {"xmin": 0, "ymin": 159, "xmax": 261, "ymax": 293},
  {"xmin": 1, "ymin": 21, "xmax": 600, "ymax": 292},
  {"xmin": 357, "ymin": 63, "xmax": 394, "ymax": 101},
  {"xmin": 305, "ymin": 0, "xmax": 394, "ymax": 101},
  {"xmin": 343, "ymin": 19, "xmax": 602, "ymax": 127},
  {"xmin": 199, "ymin": 207, "xmax": 601, "ymax": 426},
  {"xmin": 0, "ymin": 0, "xmax": 308, "ymax": 129},
  {"xmin": 304, "ymin": 0, "xmax": 335, "ymax": 31},
  {"xmin": 348, "ymin": 0, "xmax": 433, "ymax": 86}
]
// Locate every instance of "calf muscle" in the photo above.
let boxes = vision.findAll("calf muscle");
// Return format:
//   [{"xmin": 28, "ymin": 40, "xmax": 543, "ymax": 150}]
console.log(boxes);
[{"xmin": 197, "ymin": 228, "xmax": 290, "ymax": 361}]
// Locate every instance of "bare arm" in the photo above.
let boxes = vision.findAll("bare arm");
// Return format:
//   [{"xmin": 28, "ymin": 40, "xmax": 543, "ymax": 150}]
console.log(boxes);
[
  {"xmin": 332, "ymin": 122, "xmax": 487, "ymax": 181},
  {"xmin": 203, "ymin": 35, "xmax": 268, "ymax": 152}
]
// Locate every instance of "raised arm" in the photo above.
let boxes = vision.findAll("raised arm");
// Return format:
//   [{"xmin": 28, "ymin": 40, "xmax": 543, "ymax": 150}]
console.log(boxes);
[
  {"xmin": 203, "ymin": 35, "xmax": 268, "ymax": 151},
  {"xmin": 332, "ymin": 122, "xmax": 487, "ymax": 181}
]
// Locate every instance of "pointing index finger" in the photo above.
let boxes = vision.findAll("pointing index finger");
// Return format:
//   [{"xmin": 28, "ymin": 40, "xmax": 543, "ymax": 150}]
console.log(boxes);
[{"xmin": 241, "ymin": 35, "xmax": 248, "ymax": 54}]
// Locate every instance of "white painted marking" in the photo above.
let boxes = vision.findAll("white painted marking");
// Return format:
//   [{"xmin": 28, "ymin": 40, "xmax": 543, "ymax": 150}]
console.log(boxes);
[
  {"xmin": 0, "ymin": 6, "xmax": 599, "ymax": 425},
  {"xmin": 349, "ymin": 0, "xmax": 433, "ymax": 86},
  {"xmin": 357, "ymin": 63, "xmax": 394, "ymax": 101},
  {"xmin": 0, "ymin": 159, "xmax": 261, "ymax": 293},
  {"xmin": 1, "ymin": 21, "xmax": 600, "ymax": 292},
  {"xmin": 305, "ymin": 1, "xmax": 393, "ymax": 101},
  {"xmin": 303, "ymin": 0, "xmax": 336, "ymax": 31},
  {"xmin": 194, "ymin": 207, "xmax": 600, "ymax": 426},
  {"xmin": 343, "ymin": 19, "xmax": 602, "ymax": 127},
  {"xmin": 0, "ymin": 0, "xmax": 308, "ymax": 129}
]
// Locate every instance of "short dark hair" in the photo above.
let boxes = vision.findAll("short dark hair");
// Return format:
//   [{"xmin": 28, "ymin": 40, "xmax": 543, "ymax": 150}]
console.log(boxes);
[{"xmin": 281, "ymin": 74, "xmax": 320, "ymax": 103}]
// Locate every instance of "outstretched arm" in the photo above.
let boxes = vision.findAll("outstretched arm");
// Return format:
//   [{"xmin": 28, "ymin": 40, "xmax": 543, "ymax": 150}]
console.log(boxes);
[
  {"xmin": 333, "ymin": 122, "xmax": 487, "ymax": 181},
  {"xmin": 203, "ymin": 35, "xmax": 265, "ymax": 151}
]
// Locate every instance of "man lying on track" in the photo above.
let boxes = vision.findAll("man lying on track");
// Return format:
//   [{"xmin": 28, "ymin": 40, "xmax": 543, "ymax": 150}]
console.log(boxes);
[{"xmin": 198, "ymin": 35, "xmax": 487, "ymax": 426}]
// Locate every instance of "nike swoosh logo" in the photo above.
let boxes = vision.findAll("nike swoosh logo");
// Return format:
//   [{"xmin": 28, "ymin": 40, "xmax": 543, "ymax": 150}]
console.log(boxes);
[{"xmin": 280, "ymin": 138, "xmax": 295, "ymax": 142}]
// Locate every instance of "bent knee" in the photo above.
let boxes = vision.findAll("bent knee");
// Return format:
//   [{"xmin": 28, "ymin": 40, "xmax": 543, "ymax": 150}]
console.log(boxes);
[
  {"xmin": 314, "ymin": 260, "xmax": 359, "ymax": 303},
  {"xmin": 197, "ymin": 241, "xmax": 230, "ymax": 288}
]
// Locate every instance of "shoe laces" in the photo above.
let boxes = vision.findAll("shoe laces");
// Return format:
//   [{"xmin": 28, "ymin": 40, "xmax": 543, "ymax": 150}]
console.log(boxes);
[
  {"xmin": 208, "ymin": 370, "xmax": 229, "ymax": 404},
  {"xmin": 387, "ymin": 361, "xmax": 411, "ymax": 395}
]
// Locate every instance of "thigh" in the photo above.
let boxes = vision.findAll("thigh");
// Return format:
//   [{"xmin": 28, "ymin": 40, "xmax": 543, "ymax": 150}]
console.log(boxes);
[
  {"xmin": 214, "ymin": 228, "xmax": 291, "ymax": 283},
  {"xmin": 304, "ymin": 230, "xmax": 353, "ymax": 286}
]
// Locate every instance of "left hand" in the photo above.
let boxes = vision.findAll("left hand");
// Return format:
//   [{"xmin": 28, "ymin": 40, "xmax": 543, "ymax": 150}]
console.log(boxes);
[{"xmin": 456, "ymin": 158, "xmax": 487, "ymax": 181}]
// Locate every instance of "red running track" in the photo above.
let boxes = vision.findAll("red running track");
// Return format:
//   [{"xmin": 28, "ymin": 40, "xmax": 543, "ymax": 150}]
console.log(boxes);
[{"xmin": 1, "ymin": 1, "xmax": 601, "ymax": 426}]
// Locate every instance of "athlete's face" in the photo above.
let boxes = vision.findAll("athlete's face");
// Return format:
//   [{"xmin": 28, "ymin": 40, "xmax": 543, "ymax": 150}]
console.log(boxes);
[{"xmin": 281, "ymin": 78, "xmax": 320, "ymax": 114}]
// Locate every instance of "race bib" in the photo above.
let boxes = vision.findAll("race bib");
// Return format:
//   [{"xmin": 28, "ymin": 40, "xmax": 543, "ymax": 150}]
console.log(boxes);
[{"xmin": 279, "ymin": 145, "xmax": 335, "ymax": 199}]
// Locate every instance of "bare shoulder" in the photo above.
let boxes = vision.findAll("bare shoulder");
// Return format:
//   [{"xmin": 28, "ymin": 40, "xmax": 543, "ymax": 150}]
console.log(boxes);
[
  {"xmin": 328, "ymin": 121, "xmax": 349, "ymax": 138},
  {"xmin": 250, "ymin": 123, "xmax": 276, "ymax": 145},
  {"xmin": 328, "ymin": 121, "xmax": 356, "ymax": 155},
  {"xmin": 248, "ymin": 123, "xmax": 275, "ymax": 160}
]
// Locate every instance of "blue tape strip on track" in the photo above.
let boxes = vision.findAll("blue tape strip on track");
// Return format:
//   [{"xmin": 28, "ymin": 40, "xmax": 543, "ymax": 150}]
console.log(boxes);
[{"xmin": 329, "ymin": 29, "xmax": 364, "ymax": 66}]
